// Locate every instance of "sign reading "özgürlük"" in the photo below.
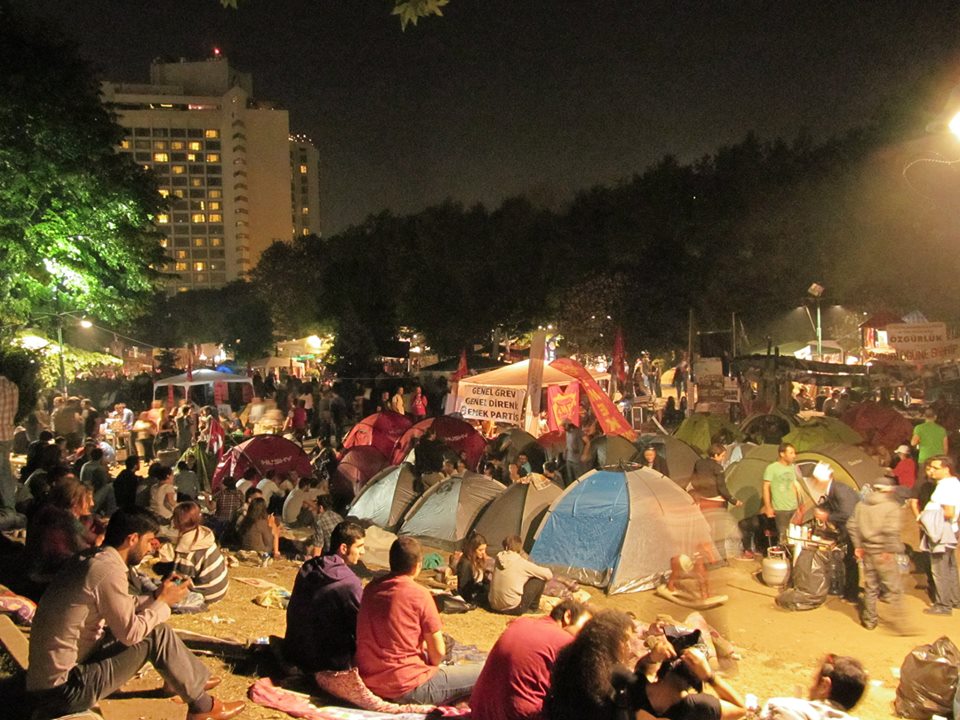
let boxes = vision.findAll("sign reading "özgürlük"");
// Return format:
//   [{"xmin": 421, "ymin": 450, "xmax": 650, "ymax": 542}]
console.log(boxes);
[{"xmin": 887, "ymin": 322, "xmax": 960, "ymax": 365}]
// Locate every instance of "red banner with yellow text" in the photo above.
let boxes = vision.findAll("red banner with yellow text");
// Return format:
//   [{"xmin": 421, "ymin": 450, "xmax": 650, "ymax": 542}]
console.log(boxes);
[
  {"xmin": 550, "ymin": 358, "xmax": 637, "ymax": 440},
  {"xmin": 546, "ymin": 383, "xmax": 580, "ymax": 431}
]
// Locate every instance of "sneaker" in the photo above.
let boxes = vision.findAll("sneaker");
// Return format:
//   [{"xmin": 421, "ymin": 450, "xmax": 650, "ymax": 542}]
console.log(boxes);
[{"xmin": 923, "ymin": 606, "xmax": 952, "ymax": 616}]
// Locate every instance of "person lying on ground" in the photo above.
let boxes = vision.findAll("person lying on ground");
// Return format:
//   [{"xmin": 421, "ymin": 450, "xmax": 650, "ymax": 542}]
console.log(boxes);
[{"xmin": 757, "ymin": 654, "xmax": 867, "ymax": 720}]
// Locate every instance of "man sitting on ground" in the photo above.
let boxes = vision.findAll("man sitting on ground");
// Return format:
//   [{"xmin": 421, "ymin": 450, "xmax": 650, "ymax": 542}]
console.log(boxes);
[
  {"xmin": 286, "ymin": 521, "xmax": 365, "ymax": 675},
  {"xmin": 308, "ymin": 495, "xmax": 344, "ymax": 556},
  {"xmin": 26, "ymin": 508, "xmax": 244, "ymax": 720},
  {"xmin": 356, "ymin": 537, "xmax": 483, "ymax": 704},
  {"xmin": 758, "ymin": 654, "xmax": 867, "ymax": 719},
  {"xmin": 471, "ymin": 599, "xmax": 591, "ymax": 720}
]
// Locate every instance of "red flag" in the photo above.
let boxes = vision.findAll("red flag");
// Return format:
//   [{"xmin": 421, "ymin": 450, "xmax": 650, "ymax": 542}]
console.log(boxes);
[
  {"xmin": 451, "ymin": 349, "xmax": 469, "ymax": 381},
  {"xmin": 208, "ymin": 415, "xmax": 225, "ymax": 460},
  {"xmin": 550, "ymin": 357, "xmax": 637, "ymax": 440},
  {"xmin": 612, "ymin": 327, "xmax": 627, "ymax": 385}
]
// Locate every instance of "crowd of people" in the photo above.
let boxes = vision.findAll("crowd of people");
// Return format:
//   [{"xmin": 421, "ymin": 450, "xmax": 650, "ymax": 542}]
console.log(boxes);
[{"xmin": 1, "ymin": 378, "xmax": 955, "ymax": 720}]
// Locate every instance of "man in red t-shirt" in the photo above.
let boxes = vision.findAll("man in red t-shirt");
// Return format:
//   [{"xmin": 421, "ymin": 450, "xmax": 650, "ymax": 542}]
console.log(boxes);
[
  {"xmin": 471, "ymin": 599, "xmax": 591, "ymax": 720},
  {"xmin": 892, "ymin": 444, "xmax": 917, "ymax": 490},
  {"xmin": 355, "ymin": 537, "xmax": 482, "ymax": 704}
]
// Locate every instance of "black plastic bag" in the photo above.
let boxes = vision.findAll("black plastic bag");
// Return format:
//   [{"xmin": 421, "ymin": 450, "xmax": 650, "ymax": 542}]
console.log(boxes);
[
  {"xmin": 895, "ymin": 636, "xmax": 960, "ymax": 719},
  {"xmin": 775, "ymin": 548, "xmax": 829, "ymax": 611}
]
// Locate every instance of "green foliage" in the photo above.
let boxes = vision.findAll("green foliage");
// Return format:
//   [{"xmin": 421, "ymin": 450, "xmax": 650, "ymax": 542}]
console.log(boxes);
[
  {"xmin": 0, "ymin": 8, "xmax": 167, "ymax": 331},
  {"xmin": 392, "ymin": 0, "xmax": 449, "ymax": 29},
  {"xmin": 218, "ymin": 0, "xmax": 450, "ymax": 28}
]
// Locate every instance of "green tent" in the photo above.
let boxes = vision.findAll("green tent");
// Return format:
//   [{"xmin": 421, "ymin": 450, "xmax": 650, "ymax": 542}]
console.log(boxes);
[
  {"xmin": 724, "ymin": 444, "xmax": 780, "ymax": 521},
  {"xmin": 808, "ymin": 416, "xmax": 863, "ymax": 445},
  {"xmin": 783, "ymin": 420, "xmax": 861, "ymax": 453},
  {"xmin": 674, "ymin": 413, "xmax": 743, "ymax": 454}
]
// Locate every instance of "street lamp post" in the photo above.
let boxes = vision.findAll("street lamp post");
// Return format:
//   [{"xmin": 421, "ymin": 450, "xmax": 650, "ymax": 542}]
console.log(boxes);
[
  {"xmin": 56, "ymin": 315, "xmax": 68, "ymax": 398},
  {"xmin": 808, "ymin": 283, "xmax": 825, "ymax": 360}
]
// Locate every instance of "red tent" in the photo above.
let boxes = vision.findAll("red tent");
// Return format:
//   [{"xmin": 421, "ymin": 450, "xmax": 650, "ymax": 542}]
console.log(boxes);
[
  {"xmin": 341, "ymin": 411, "xmax": 412, "ymax": 460},
  {"xmin": 331, "ymin": 445, "xmax": 390, "ymax": 501},
  {"xmin": 391, "ymin": 416, "xmax": 487, "ymax": 470},
  {"xmin": 211, "ymin": 435, "xmax": 313, "ymax": 491},
  {"xmin": 841, "ymin": 402, "xmax": 913, "ymax": 452}
]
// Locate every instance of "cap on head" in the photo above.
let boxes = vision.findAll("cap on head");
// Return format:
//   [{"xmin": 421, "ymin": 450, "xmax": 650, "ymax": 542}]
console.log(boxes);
[{"xmin": 895, "ymin": 444, "xmax": 911, "ymax": 455}]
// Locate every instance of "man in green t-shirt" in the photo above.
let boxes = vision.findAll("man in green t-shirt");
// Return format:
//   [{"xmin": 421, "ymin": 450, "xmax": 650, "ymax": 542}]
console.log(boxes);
[
  {"xmin": 912, "ymin": 409, "xmax": 948, "ymax": 466},
  {"xmin": 762, "ymin": 442, "xmax": 804, "ymax": 542}
]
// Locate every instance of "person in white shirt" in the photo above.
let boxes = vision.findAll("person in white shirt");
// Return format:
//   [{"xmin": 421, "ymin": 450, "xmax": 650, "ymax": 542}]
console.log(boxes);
[
  {"xmin": 282, "ymin": 474, "xmax": 318, "ymax": 527},
  {"xmin": 923, "ymin": 455, "xmax": 960, "ymax": 615}
]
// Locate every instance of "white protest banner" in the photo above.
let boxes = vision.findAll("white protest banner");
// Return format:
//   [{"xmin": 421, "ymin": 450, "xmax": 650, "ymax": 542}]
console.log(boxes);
[
  {"xmin": 455, "ymin": 383, "xmax": 526, "ymax": 424},
  {"xmin": 887, "ymin": 322, "xmax": 960, "ymax": 366}
]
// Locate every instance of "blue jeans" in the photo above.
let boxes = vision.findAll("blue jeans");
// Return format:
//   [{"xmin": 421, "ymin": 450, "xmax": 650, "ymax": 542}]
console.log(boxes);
[{"xmin": 400, "ymin": 663, "xmax": 482, "ymax": 705}]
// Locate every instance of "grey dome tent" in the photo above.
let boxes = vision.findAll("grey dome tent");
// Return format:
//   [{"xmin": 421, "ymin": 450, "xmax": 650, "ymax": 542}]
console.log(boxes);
[
  {"xmin": 471, "ymin": 478, "xmax": 563, "ymax": 553},
  {"xmin": 592, "ymin": 435, "xmax": 641, "ymax": 467},
  {"xmin": 348, "ymin": 463, "xmax": 419, "ymax": 531},
  {"xmin": 530, "ymin": 467, "xmax": 716, "ymax": 594},
  {"xmin": 399, "ymin": 472, "xmax": 505, "ymax": 550},
  {"xmin": 635, "ymin": 433, "xmax": 701, "ymax": 484}
]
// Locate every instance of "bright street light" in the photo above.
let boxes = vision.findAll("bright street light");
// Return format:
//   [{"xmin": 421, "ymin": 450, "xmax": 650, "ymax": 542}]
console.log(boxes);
[{"xmin": 950, "ymin": 110, "xmax": 960, "ymax": 141}]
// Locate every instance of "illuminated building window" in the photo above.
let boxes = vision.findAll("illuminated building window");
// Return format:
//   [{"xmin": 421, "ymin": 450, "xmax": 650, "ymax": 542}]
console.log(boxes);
[
  {"xmin": 191, "ymin": 213, "xmax": 206, "ymax": 223},
  {"xmin": 204, "ymin": 129, "xmax": 219, "ymax": 138},
  {"xmin": 153, "ymin": 152, "xmax": 169, "ymax": 162},
  {"xmin": 153, "ymin": 140, "xmax": 167, "ymax": 150},
  {"xmin": 171, "ymin": 165, "xmax": 185, "ymax": 175},
  {"xmin": 209, "ymin": 190, "xmax": 222, "ymax": 199},
  {"xmin": 208, "ymin": 213, "xmax": 222, "ymax": 223},
  {"xmin": 194, "ymin": 238, "xmax": 208, "ymax": 247},
  {"xmin": 188, "ymin": 141, "xmax": 202, "ymax": 151},
  {"xmin": 194, "ymin": 261, "xmax": 206, "ymax": 272},
  {"xmin": 302, "ymin": 228, "xmax": 309, "ymax": 236},
  {"xmin": 176, "ymin": 250, "xmax": 188, "ymax": 259},
  {"xmin": 301, "ymin": 207, "xmax": 309, "ymax": 215},
  {"xmin": 158, "ymin": 189, "xmax": 169, "ymax": 198},
  {"xmin": 159, "ymin": 238, "xmax": 168, "ymax": 248},
  {"xmin": 209, "ymin": 201, "xmax": 221, "ymax": 210},
  {"xmin": 174, "ymin": 261, "xmax": 188, "ymax": 272},
  {"xmin": 172, "ymin": 189, "xmax": 185, "ymax": 198},
  {"xmin": 191, "ymin": 178, "xmax": 203, "ymax": 187},
  {"xmin": 156, "ymin": 213, "xmax": 169, "ymax": 224},
  {"xmin": 210, "ymin": 237, "xmax": 223, "ymax": 247},
  {"xmin": 120, "ymin": 139, "xmax": 131, "ymax": 150},
  {"xmin": 299, "ymin": 164, "xmax": 308, "ymax": 174},
  {"xmin": 186, "ymin": 153, "xmax": 197, "ymax": 162},
  {"xmin": 206, "ymin": 153, "xmax": 220, "ymax": 163},
  {"xmin": 171, "ymin": 141, "xmax": 185, "ymax": 150}
]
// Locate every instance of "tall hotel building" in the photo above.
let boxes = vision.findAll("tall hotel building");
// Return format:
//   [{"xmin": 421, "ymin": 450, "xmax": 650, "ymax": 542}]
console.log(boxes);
[{"xmin": 102, "ymin": 57, "xmax": 321, "ymax": 291}]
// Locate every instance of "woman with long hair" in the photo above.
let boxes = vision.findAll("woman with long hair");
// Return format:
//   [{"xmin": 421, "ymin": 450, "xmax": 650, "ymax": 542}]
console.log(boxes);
[
  {"xmin": 169, "ymin": 501, "xmax": 230, "ymax": 603},
  {"xmin": 456, "ymin": 532, "xmax": 489, "ymax": 605},
  {"xmin": 546, "ymin": 610, "xmax": 635, "ymax": 720},
  {"xmin": 239, "ymin": 497, "xmax": 280, "ymax": 558}
]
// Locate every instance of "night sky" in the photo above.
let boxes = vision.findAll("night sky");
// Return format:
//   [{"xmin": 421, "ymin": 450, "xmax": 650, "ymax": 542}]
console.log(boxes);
[{"xmin": 16, "ymin": 0, "xmax": 960, "ymax": 233}]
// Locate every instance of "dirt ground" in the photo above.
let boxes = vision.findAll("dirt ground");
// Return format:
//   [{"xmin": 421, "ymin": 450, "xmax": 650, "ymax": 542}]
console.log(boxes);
[{"xmin": 83, "ymin": 531, "xmax": 960, "ymax": 720}]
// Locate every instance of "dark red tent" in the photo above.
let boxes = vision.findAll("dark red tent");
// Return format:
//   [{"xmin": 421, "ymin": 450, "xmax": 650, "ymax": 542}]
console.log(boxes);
[
  {"xmin": 211, "ymin": 435, "xmax": 313, "ymax": 491},
  {"xmin": 536, "ymin": 430, "xmax": 566, "ymax": 460},
  {"xmin": 341, "ymin": 411, "xmax": 412, "ymax": 460},
  {"xmin": 841, "ymin": 402, "xmax": 913, "ymax": 452},
  {"xmin": 391, "ymin": 416, "xmax": 487, "ymax": 470},
  {"xmin": 331, "ymin": 446, "xmax": 390, "ymax": 501}
]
